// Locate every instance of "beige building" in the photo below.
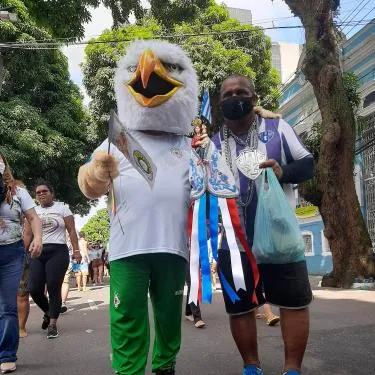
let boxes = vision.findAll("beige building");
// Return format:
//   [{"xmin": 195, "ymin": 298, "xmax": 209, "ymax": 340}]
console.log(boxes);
[
  {"xmin": 225, "ymin": 7, "xmax": 301, "ymax": 84},
  {"xmin": 227, "ymin": 7, "xmax": 252, "ymax": 25},
  {"xmin": 272, "ymin": 42, "xmax": 303, "ymax": 84}
]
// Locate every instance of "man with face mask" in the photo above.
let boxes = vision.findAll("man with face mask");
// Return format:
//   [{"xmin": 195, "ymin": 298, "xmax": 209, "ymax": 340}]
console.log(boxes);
[{"xmin": 212, "ymin": 75, "xmax": 314, "ymax": 375}]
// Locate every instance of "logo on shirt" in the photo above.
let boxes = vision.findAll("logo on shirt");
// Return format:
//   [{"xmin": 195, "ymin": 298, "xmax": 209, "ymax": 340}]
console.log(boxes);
[
  {"xmin": 113, "ymin": 292, "xmax": 120, "ymax": 309},
  {"xmin": 258, "ymin": 130, "xmax": 274, "ymax": 144},
  {"xmin": 133, "ymin": 150, "xmax": 154, "ymax": 182}
]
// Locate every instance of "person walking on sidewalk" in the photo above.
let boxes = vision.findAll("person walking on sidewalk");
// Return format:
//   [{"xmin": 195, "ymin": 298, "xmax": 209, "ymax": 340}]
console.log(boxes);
[
  {"xmin": 185, "ymin": 268, "xmax": 205, "ymax": 329},
  {"xmin": 75, "ymin": 232, "xmax": 90, "ymax": 291},
  {"xmin": 25, "ymin": 181, "xmax": 81, "ymax": 339},
  {"xmin": 0, "ymin": 152, "xmax": 42, "ymax": 374},
  {"xmin": 212, "ymin": 75, "xmax": 314, "ymax": 375}
]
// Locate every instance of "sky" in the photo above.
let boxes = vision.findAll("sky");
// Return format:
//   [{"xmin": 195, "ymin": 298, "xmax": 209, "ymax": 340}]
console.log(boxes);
[{"xmin": 70, "ymin": 0, "xmax": 373, "ymax": 228}]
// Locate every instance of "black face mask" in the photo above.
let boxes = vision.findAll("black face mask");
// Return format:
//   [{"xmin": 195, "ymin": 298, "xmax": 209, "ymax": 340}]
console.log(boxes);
[{"xmin": 221, "ymin": 96, "xmax": 253, "ymax": 120}]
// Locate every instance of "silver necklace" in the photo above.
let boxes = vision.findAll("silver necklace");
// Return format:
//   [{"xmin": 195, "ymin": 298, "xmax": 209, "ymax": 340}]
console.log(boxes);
[{"xmin": 223, "ymin": 117, "xmax": 259, "ymax": 207}]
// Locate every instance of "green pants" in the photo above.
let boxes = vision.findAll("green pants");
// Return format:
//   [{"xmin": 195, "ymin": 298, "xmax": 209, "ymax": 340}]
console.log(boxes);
[{"xmin": 110, "ymin": 253, "xmax": 186, "ymax": 375}]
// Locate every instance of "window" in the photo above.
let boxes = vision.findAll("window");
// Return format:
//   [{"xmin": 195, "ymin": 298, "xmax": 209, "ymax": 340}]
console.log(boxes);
[
  {"xmin": 321, "ymin": 231, "xmax": 331, "ymax": 256},
  {"xmin": 364, "ymin": 91, "xmax": 375, "ymax": 108},
  {"xmin": 302, "ymin": 231, "xmax": 314, "ymax": 256}
]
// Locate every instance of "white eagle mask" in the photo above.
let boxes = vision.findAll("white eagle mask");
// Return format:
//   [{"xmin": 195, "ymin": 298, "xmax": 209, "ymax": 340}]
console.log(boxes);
[{"xmin": 114, "ymin": 40, "xmax": 199, "ymax": 135}]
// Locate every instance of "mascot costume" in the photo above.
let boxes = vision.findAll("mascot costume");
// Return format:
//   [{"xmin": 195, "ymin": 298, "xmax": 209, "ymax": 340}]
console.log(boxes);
[{"xmin": 78, "ymin": 40, "xmax": 277, "ymax": 375}]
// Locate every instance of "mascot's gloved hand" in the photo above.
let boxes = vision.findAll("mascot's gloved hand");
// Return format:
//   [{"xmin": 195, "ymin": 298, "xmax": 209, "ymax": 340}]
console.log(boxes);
[
  {"xmin": 254, "ymin": 106, "xmax": 282, "ymax": 119},
  {"xmin": 92, "ymin": 151, "xmax": 120, "ymax": 181},
  {"xmin": 78, "ymin": 151, "xmax": 119, "ymax": 199}
]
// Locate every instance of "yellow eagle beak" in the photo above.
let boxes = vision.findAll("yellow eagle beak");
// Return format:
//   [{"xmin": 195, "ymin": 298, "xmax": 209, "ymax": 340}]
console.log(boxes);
[{"xmin": 127, "ymin": 49, "xmax": 184, "ymax": 108}]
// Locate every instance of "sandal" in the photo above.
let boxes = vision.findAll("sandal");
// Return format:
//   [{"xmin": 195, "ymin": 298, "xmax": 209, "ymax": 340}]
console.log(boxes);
[
  {"xmin": 1, "ymin": 362, "xmax": 16, "ymax": 374},
  {"xmin": 265, "ymin": 314, "xmax": 280, "ymax": 326},
  {"xmin": 194, "ymin": 319, "xmax": 206, "ymax": 328}
]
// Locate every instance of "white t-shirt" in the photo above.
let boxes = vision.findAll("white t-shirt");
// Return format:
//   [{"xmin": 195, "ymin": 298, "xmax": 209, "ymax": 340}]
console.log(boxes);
[
  {"xmin": 88, "ymin": 248, "xmax": 103, "ymax": 261},
  {"xmin": 96, "ymin": 133, "xmax": 191, "ymax": 262},
  {"xmin": 35, "ymin": 202, "xmax": 73, "ymax": 245},
  {"xmin": 0, "ymin": 187, "xmax": 35, "ymax": 245}
]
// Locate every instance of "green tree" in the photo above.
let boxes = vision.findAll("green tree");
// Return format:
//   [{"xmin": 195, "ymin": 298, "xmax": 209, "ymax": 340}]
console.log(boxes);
[
  {"xmin": 81, "ymin": 208, "xmax": 110, "ymax": 244},
  {"xmin": 174, "ymin": 2, "xmax": 280, "ymax": 130},
  {"xmin": 102, "ymin": 0, "xmax": 210, "ymax": 29},
  {"xmin": 149, "ymin": 0, "xmax": 210, "ymax": 28},
  {"xmin": 282, "ymin": 0, "xmax": 374, "ymax": 286},
  {"xmin": 23, "ymin": 0, "xmax": 100, "ymax": 39},
  {"xmin": 83, "ymin": 3, "xmax": 280, "ymax": 138},
  {"xmin": 0, "ymin": 0, "xmax": 93, "ymax": 214},
  {"xmin": 21, "ymin": 0, "xmax": 210, "ymax": 38}
]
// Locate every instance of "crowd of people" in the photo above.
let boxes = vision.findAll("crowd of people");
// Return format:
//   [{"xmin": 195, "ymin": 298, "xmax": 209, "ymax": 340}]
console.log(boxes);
[
  {"xmin": 0, "ymin": 172, "xmax": 110, "ymax": 373},
  {"xmin": 0, "ymin": 40, "xmax": 314, "ymax": 375}
]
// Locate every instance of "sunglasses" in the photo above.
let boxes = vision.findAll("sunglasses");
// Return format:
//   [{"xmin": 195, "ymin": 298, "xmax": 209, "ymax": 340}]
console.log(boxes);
[{"xmin": 36, "ymin": 189, "xmax": 50, "ymax": 195}]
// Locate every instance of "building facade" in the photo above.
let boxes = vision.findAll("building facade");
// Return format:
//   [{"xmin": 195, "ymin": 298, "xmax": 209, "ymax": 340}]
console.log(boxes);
[
  {"xmin": 272, "ymin": 42, "xmax": 303, "ymax": 84},
  {"xmin": 279, "ymin": 20, "xmax": 375, "ymax": 274},
  {"xmin": 227, "ymin": 7, "xmax": 302, "ymax": 84},
  {"xmin": 227, "ymin": 7, "xmax": 252, "ymax": 25}
]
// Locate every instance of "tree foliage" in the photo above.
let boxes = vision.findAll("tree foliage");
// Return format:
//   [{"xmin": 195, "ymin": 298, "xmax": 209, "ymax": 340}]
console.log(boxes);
[
  {"xmin": 20, "ymin": 0, "xmax": 210, "ymax": 38},
  {"xmin": 102, "ymin": 0, "xmax": 145, "ymax": 28},
  {"xmin": 23, "ymin": 0, "xmax": 100, "ymax": 39},
  {"xmin": 83, "ymin": 2, "xmax": 280, "ymax": 139},
  {"xmin": 149, "ymin": 0, "xmax": 211, "ymax": 28},
  {"xmin": 81, "ymin": 208, "xmax": 110, "ymax": 244},
  {"xmin": 0, "ymin": 0, "xmax": 93, "ymax": 214},
  {"xmin": 174, "ymin": 2, "xmax": 280, "ymax": 130},
  {"xmin": 102, "ymin": 0, "xmax": 210, "ymax": 29}
]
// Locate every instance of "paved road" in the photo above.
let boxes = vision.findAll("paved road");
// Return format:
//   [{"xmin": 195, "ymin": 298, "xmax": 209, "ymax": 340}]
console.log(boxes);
[{"xmin": 17, "ymin": 280, "xmax": 375, "ymax": 375}]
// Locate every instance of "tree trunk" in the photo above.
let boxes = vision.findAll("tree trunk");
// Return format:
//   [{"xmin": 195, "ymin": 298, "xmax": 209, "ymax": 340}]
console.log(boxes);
[{"xmin": 283, "ymin": 0, "xmax": 374, "ymax": 286}]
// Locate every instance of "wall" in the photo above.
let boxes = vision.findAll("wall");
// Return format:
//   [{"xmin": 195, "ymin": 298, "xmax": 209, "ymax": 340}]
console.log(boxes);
[
  {"xmin": 227, "ymin": 7, "xmax": 252, "ymax": 25},
  {"xmin": 272, "ymin": 42, "xmax": 302, "ymax": 84},
  {"xmin": 300, "ymin": 220, "xmax": 333, "ymax": 275}
]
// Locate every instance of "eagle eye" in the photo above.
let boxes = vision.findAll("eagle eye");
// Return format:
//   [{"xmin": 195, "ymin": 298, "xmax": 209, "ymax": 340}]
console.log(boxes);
[
  {"xmin": 164, "ymin": 63, "xmax": 183, "ymax": 73},
  {"xmin": 127, "ymin": 65, "xmax": 137, "ymax": 73}
]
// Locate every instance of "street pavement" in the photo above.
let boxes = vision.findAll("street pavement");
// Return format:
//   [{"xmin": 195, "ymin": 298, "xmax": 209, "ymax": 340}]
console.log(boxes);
[{"xmin": 17, "ymin": 278, "xmax": 375, "ymax": 375}]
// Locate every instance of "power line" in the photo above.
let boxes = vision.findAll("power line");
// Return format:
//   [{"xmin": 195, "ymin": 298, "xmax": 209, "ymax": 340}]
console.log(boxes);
[
  {"xmin": 341, "ymin": 0, "xmax": 372, "ymax": 32},
  {"xmin": 262, "ymin": 15, "xmax": 374, "ymax": 109},
  {"xmin": 345, "ymin": 5, "xmax": 375, "ymax": 35},
  {"xmin": 340, "ymin": 0, "xmax": 369, "ymax": 25},
  {"xmin": 0, "ymin": 19, "xmax": 373, "ymax": 50}
]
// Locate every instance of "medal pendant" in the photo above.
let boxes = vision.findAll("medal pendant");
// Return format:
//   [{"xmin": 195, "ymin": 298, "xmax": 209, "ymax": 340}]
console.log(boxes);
[{"xmin": 235, "ymin": 149, "xmax": 266, "ymax": 180}]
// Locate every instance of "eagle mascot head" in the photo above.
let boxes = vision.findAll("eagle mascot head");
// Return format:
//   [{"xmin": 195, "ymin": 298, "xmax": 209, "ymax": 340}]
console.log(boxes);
[{"xmin": 114, "ymin": 40, "xmax": 199, "ymax": 134}]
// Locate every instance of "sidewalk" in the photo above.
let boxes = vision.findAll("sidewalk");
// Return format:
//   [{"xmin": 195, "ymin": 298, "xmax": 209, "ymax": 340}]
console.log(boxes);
[{"xmin": 17, "ymin": 282, "xmax": 375, "ymax": 375}]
